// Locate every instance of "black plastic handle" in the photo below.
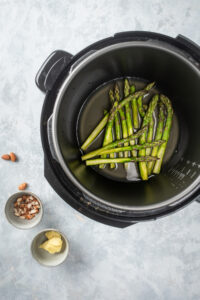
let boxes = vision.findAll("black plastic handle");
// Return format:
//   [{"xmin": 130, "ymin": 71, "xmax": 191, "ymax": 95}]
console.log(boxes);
[
  {"xmin": 176, "ymin": 34, "xmax": 200, "ymax": 62},
  {"xmin": 35, "ymin": 50, "xmax": 73, "ymax": 93}
]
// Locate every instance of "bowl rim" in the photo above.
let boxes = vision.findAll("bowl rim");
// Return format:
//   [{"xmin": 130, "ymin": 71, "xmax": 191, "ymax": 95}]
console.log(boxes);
[
  {"xmin": 30, "ymin": 228, "xmax": 69, "ymax": 267},
  {"xmin": 4, "ymin": 191, "xmax": 43, "ymax": 230}
]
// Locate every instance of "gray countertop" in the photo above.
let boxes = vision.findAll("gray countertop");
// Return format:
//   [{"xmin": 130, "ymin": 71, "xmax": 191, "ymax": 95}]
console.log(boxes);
[{"xmin": 0, "ymin": 1, "xmax": 200, "ymax": 299}]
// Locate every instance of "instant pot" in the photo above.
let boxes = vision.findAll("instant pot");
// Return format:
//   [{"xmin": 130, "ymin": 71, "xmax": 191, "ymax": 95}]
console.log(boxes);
[{"xmin": 36, "ymin": 31, "xmax": 200, "ymax": 227}]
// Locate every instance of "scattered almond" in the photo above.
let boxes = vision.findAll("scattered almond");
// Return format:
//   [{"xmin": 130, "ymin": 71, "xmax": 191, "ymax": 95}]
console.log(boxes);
[
  {"xmin": 10, "ymin": 152, "xmax": 17, "ymax": 162},
  {"xmin": 1, "ymin": 154, "xmax": 10, "ymax": 160},
  {"xmin": 18, "ymin": 183, "xmax": 28, "ymax": 190}
]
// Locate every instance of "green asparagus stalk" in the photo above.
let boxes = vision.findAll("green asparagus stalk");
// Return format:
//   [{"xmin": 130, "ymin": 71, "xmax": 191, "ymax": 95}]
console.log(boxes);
[
  {"xmin": 100, "ymin": 141, "xmax": 164, "ymax": 155},
  {"xmin": 138, "ymin": 94, "xmax": 159, "ymax": 180},
  {"xmin": 130, "ymin": 85, "xmax": 136, "ymax": 94},
  {"xmin": 131, "ymin": 97, "xmax": 139, "ymax": 129},
  {"xmin": 103, "ymin": 101, "xmax": 118, "ymax": 145},
  {"xmin": 115, "ymin": 83, "xmax": 129, "ymax": 169},
  {"xmin": 130, "ymin": 85, "xmax": 139, "ymax": 155},
  {"xmin": 130, "ymin": 84, "xmax": 139, "ymax": 130},
  {"xmin": 86, "ymin": 156, "xmax": 159, "ymax": 166},
  {"xmin": 81, "ymin": 126, "xmax": 148, "ymax": 161},
  {"xmin": 153, "ymin": 95, "xmax": 173, "ymax": 174},
  {"xmin": 124, "ymin": 79, "xmax": 133, "ymax": 138},
  {"xmin": 147, "ymin": 102, "xmax": 165, "ymax": 175},
  {"xmin": 109, "ymin": 90, "xmax": 121, "ymax": 142},
  {"xmin": 81, "ymin": 113, "xmax": 109, "ymax": 151},
  {"xmin": 82, "ymin": 140, "xmax": 164, "ymax": 160},
  {"xmin": 137, "ymin": 82, "xmax": 156, "ymax": 118},
  {"xmin": 107, "ymin": 90, "xmax": 118, "ymax": 168},
  {"xmin": 130, "ymin": 84, "xmax": 140, "ymax": 158},
  {"xmin": 99, "ymin": 101, "xmax": 118, "ymax": 169},
  {"xmin": 109, "ymin": 89, "xmax": 122, "ymax": 158},
  {"xmin": 145, "ymin": 81, "xmax": 156, "ymax": 91},
  {"xmin": 124, "ymin": 80, "xmax": 137, "ymax": 158},
  {"xmin": 137, "ymin": 96, "xmax": 146, "ymax": 118},
  {"xmin": 146, "ymin": 116, "xmax": 154, "ymax": 156}
]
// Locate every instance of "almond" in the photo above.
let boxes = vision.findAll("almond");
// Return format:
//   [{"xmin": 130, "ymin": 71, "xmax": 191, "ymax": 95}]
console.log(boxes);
[
  {"xmin": 10, "ymin": 152, "xmax": 17, "ymax": 162},
  {"xmin": 1, "ymin": 154, "xmax": 10, "ymax": 160},
  {"xmin": 18, "ymin": 183, "xmax": 28, "ymax": 190},
  {"xmin": 26, "ymin": 214, "xmax": 34, "ymax": 220}
]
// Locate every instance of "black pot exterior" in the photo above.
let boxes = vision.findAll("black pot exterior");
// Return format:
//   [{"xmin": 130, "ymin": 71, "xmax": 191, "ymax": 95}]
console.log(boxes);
[{"xmin": 37, "ymin": 31, "xmax": 200, "ymax": 227}]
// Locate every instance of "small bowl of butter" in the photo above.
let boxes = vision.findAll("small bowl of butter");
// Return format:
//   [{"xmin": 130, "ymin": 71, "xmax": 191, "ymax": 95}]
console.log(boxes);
[{"xmin": 31, "ymin": 229, "xmax": 69, "ymax": 267}]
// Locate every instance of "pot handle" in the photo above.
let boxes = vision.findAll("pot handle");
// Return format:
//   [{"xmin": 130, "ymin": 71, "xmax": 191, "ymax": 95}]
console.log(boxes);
[
  {"xmin": 47, "ymin": 115, "xmax": 59, "ymax": 162},
  {"xmin": 35, "ymin": 50, "xmax": 73, "ymax": 93},
  {"xmin": 176, "ymin": 35, "xmax": 200, "ymax": 61}
]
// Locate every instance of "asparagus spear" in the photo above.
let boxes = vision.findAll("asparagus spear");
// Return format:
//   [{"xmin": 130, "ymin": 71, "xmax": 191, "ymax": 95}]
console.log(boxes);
[
  {"xmin": 146, "ymin": 116, "xmax": 154, "ymax": 156},
  {"xmin": 81, "ymin": 113, "xmax": 109, "ymax": 151},
  {"xmin": 137, "ymin": 96, "xmax": 146, "ymax": 118},
  {"xmin": 153, "ymin": 95, "xmax": 173, "ymax": 174},
  {"xmin": 81, "ymin": 126, "xmax": 148, "ymax": 161},
  {"xmin": 82, "ymin": 140, "xmax": 164, "ymax": 160},
  {"xmin": 147, "ymin": 102, "xmax": 165, "ymax": 175},
  {"xmin": 130, "ymin": 86, "xmax": 140, "ymax": 151},
  {"xmin": 100, "ymin": 140, "xmax": 164, "ymax": 155},
  {"xmin": 106, "ymin": 89, "xmax": 118, "ymax": 168},
  {"xmin": 115, "ymin": 83, "xmax": 129, "ymax": 169},
  {"xmin": 138, "ymin": 94, "xmax": 159, "ymax": 180},
  {"xmin": 109, "ymin": 89, "xmax": 122, "ymax": 158},
  {"xmin": 130, "ymin": 85, "xmax": 139, "ymax": 155},
  {"xmin": 99, "ymin": 101, "xmax": 118, "ymax": 169},
  {"xmin": 131, "ymin": 96, "xmax": 139, "ymax": 129},
  {"xmin": 86, "ymin": 156, "xmax": 159, "ymax": 166},
  {"xmin": 124, "ymin": 80, "xmax": 137, "ymax": 158},
  {"xmin": 130, "ymin": 85, "xmax": 136, "ymax": 94},
  {"xmin": 145, "ymin": 81, "xmax": 156, "ymax": 91},
  {"xmin": 103, "ymin": 101, "xmax": 118, "ymax": 144},
  {"xmin": 137, "ymin": 82, "xmax": 156, "ymax": 118},
  {"xmin": 124, "ymin": 80, "xmax": 134, "ymax": 148}
]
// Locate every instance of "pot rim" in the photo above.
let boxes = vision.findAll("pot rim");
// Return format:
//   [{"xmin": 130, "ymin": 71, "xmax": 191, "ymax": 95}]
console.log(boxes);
[{"xmin": 51, "ymin": 40, "xmax": 200, "ymax": 211}]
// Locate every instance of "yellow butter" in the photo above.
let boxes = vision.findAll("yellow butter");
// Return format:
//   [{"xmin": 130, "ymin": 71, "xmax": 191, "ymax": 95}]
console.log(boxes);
[
  {"xmin": 45, "ymin": 231, "xmax": 61, "ymax": 239},
  {"xmin": 39, "ymin": 236, "xmax": 63, "ymax": 254}
]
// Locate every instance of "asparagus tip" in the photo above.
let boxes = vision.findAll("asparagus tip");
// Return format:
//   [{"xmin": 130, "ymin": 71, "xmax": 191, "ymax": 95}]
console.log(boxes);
[
  {"xmin": 145, "ymin": 81, "xmax": 156, "ymax": 91},
  {"xmin": 130, "ymin": 84, "xmax": 136, "ymax": 94},
  {"xmin": 114, "ymin": 82, "xmax": 120, "ymax": 92},
  {"xmin": 109, "ymin": 89, "xmax": 113, "ymax": 98}
]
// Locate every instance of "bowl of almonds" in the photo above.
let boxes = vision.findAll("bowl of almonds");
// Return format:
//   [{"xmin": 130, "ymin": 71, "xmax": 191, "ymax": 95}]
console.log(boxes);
[{"xmin": 5, "ymin": 192, "xmax": 43, "ymax": 229}]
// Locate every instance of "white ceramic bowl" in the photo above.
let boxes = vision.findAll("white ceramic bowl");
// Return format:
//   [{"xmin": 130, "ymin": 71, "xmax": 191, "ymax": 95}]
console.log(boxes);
[
  {"xmin": 31, "ymin": 229, "xmax": 69, "ymax": 267},
  {"xmin": 5, "ymin": 192, "xmax": 43, "ymax": 229}
]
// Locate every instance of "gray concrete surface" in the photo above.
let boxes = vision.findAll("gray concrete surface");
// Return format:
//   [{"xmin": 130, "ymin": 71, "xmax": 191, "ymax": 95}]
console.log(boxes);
[{"xmin": 0, "ymin": 0, "xmax": 200, "ymax": 299}]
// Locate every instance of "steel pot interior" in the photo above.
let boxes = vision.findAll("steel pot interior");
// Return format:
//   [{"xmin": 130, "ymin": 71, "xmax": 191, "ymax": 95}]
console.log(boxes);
[{"xmin": 53, "ymin": 42, "xmax": 200, "ymax": 210}]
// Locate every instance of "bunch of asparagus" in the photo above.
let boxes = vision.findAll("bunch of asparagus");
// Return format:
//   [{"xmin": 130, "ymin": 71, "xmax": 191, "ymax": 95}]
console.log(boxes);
[{"xmin": 81, "ymin": 79, "xmax": 173, "ymax": 180}]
